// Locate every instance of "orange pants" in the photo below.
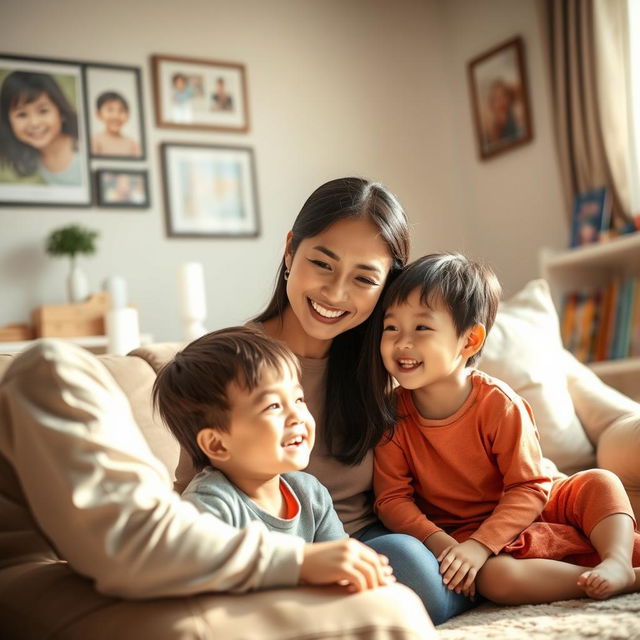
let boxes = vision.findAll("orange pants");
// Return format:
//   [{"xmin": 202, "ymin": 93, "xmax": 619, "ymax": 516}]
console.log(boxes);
[{"xmin": 455, "ymin": 469, "xmax": 640, "ymax": 567}]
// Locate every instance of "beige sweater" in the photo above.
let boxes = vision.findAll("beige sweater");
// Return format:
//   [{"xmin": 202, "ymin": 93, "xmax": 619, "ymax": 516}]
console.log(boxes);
[{"xmin": 176, "ymin": 355, "xmax": 377, "ymax": 535}]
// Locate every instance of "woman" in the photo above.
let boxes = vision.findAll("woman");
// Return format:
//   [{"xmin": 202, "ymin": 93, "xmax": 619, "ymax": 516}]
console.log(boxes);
[{"xmin": 175, "ymin": 177, "xmax": 475, "ymax": 624}]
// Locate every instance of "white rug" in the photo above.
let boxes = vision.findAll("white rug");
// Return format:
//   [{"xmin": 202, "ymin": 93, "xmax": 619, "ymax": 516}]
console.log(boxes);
[{"xmin": 436, "ymin": 593, "xmax": 640, "ymax": 639}]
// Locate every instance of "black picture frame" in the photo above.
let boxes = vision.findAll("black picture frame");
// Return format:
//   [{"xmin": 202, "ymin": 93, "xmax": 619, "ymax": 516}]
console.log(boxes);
[
  {"xmin": 84, "ymin": 63, "xmax": 146, "ymax": 161},
  {"xmin": 95, "ymin": 168, "xmax": 149, "ymax": 208},
  {"xmin": 0, "ymin": 53, "xmax": 92, "ymax": 207},
  {"xmin": 161, "ymin": 142, "xmax": 260, "ymax": 238}
]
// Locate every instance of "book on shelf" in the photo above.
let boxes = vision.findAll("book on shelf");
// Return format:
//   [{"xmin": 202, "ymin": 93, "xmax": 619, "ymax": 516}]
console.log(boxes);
[
  {"xmin": 559, "ymin": 276, "xmax": 639, "ymax": 363},
  {"xmin": 569, "ymin": 186, "xmax": 611, "ymax": 248}
]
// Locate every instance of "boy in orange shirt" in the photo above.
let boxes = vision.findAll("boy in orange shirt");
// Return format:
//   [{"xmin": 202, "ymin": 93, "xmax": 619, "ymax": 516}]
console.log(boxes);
[{"xmin": 372, "ymin": 253, "xmax": 640, "ymax": 604}]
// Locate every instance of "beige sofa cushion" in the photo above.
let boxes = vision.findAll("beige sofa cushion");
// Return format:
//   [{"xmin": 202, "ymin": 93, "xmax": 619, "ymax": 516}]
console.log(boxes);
[
  {"xmin": 99, "ymin": 354, "xmax": 178, "ymax": 477},
  {"xmin": 479, "ymin": 279, "xmax": 596, "ymax": 474}
]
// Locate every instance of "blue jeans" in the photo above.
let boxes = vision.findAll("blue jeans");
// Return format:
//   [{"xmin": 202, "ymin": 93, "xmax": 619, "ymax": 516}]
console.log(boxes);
[{"xmin": 354, "ymin": 522, "xmax": 477, "ymax": 625}]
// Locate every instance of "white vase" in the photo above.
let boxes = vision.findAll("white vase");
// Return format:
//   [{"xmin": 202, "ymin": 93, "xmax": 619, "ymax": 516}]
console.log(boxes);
[{"xmin": 67, "ymin": 264, "xmax": 89, "ymax": 303}]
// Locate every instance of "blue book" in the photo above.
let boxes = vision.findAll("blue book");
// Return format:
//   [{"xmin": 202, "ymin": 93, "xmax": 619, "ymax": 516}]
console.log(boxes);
[{"xmin": 570, "ymin": 187, "xmax": 611, "ymax": 247}]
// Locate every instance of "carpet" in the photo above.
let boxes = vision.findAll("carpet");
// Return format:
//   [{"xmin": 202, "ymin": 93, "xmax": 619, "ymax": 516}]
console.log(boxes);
[{"xmin": 436, "ymin": 593, "xmax": 640, "ymax": 639}]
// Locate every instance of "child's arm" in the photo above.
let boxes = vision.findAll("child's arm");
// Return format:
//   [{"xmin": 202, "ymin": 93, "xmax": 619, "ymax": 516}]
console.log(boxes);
[
  {"xmin": 374, "ymin": 435, "xmax": 443, "ymax": 544},
  {"xmin": 468, "ymin": 395, "xmax": 552, "ymax": 555}
]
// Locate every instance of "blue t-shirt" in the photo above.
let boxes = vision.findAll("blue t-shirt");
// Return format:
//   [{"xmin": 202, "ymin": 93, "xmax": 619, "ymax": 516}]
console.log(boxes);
[{"xmin": 182, "ymin": 467, "xmax": 347, "ymax": 542}]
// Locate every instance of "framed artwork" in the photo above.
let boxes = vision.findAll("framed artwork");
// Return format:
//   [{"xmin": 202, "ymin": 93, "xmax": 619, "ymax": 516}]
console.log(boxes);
[
  {"xmin": 161, "ymin": 143, "xmax": 260, "ymax": 238},
  {"xmin": 570, "ymin": 187, "xmax": 611, "ymax": 247},
  {"xmin": 152, "ymin": 54, "xmax": 249, "ymax": 132},
  {"xmin": 85, "ymin": 63, "xmax": 146, "ymax": 160},
  {"xmin": 95, "ymin": 169, "xmax": 149, "ymax": 208},
  {"xmin": 467, "ymin": 37, "xmax": 533, "ymax": 160},
  {"xmin": 0, "ymin": 54, "xmax": 91, "ymax": 206}
]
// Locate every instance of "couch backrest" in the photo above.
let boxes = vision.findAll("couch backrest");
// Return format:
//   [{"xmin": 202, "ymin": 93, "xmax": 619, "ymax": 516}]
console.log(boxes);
[{"xmin": 0, "ymin": 343, "xmax": 184, "ymax": 478}]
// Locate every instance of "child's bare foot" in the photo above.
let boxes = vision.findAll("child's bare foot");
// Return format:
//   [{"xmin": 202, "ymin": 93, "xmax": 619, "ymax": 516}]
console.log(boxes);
[{"xmin": 577, "ymin": 559, "xmax": 635, "ymax": 599}]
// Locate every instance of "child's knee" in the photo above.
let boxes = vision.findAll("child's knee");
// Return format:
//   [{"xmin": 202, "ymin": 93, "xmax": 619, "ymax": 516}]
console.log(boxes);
[{"xmin": 477, "ymin": 556, "xmax": 527, "ymax": 604}]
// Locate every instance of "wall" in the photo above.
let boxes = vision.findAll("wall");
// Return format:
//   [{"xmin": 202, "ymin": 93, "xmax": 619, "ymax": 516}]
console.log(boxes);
[
  {"xmin": 436, "ymin": 0, "xmax": 568, "ymax": 297},
  {"xmin": 0, "ymin": 0, "xmax": 464, "ymax": 341}
]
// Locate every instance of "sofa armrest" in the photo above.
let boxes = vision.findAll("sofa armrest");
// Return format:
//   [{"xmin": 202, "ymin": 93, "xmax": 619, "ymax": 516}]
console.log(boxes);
[{"xmin": 563, "ymin": 349, "xmax": 640, "ymax": 519}]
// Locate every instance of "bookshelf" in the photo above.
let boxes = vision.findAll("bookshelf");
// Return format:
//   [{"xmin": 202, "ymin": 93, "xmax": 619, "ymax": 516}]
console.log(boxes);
[{"xmin": 540, "ymin": 232, "xmax": 640, "ymax": 401}]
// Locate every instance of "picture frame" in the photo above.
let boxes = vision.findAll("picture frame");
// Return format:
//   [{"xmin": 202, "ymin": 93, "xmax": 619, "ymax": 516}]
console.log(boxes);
[
  {"xmin": 85, "ymin": 63, "xmax": 146, "ymax": 160},
  {"xmin": 152, "ymin": 54, "xmax": 249, "ymax": 132},
  {"xmin": 95, "ymin": 169, "xmax": 149, "ymax": 208},
  {"xmin": 0, "ymin": 54, "xmax": 91, "ymax": 206},
  {"xmin": 570, "ymin": 186, "xmax": 611, "ymax": 248},
  {"xmin": 467, "ymin": 37, "xmax": 533, "ymax": 160},
  {"xmin": 161, "ymin": 143, "xmax": 260, "ymax": 238}
]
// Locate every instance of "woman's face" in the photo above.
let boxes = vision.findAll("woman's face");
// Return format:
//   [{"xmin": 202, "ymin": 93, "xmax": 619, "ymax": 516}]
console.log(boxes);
[
  {"xmin": 8, "ymin": 93, "xmax": 63, "ymax": 150},
  {"xmin": 284, "ymin": 216, "xmax": 394, "ymax": 343}
]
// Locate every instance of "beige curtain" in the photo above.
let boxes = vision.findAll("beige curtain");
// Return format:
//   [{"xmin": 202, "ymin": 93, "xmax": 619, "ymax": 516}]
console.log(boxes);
[{"xmin": 547, "ymin": 0, "xmax": 633, "ymax": 228}]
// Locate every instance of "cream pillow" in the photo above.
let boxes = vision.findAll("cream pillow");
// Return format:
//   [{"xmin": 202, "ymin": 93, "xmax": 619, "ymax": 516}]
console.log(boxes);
[{"xmin": 478, "ymin": 279, "xmax": 596, "ymax": 473}]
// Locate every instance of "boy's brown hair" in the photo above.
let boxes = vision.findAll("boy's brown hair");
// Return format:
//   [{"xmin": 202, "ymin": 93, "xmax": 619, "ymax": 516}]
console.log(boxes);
[{"xmin": 152, "ymin": 325, "xmax": 300, "ymax": 469}]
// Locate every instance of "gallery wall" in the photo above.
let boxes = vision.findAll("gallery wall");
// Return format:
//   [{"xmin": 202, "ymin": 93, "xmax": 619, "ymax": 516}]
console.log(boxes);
[
  {"xmin": 0, "ymin": 0, "xmax": 467, "ymax": 341},
  {"xmin": 0, "ymin": 0, "xmax": 568, "ymax": 342}
]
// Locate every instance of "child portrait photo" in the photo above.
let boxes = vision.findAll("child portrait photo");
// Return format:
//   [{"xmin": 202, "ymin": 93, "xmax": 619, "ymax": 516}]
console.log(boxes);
[
  {"xmin": 468, "ymin": 37, "xmax": 533, "ymax": 160},
  {"xmin": 85, "ymin": 63, "xmax": 145, "ymax": 160},
  {"xmin": 0, "ymin": 54, "xmax": 91, "ymax": 206}
]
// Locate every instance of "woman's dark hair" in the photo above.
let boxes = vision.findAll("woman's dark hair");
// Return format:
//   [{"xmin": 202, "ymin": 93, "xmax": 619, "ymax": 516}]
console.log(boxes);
[
  {"xmin": 254, "ymin": 177, "xmax": 410, "ymax": 464},
  {"xmin": 0, "ymin": 71, "xmax": 79, "ymax": 176}
]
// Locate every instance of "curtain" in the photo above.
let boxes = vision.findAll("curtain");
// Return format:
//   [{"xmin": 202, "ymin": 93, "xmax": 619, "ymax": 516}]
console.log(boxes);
[{"xmin": 547, "ymin": 0, "xmax": 633, "ymax": 228}]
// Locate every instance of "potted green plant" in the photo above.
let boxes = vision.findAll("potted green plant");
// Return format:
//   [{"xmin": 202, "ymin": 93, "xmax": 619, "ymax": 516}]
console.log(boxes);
[{"xmin": 46, "ymin": 225, "xmax": 99, "ymax": 303}]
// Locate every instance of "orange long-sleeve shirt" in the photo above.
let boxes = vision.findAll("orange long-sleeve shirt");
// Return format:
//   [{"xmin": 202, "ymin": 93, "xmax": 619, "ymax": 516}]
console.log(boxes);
[{"xmin": 374, "ymin": 370, "xmax": 552, "ymax": 554}]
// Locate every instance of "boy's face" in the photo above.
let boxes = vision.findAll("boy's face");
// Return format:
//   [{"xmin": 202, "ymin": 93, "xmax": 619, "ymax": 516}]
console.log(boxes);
[
  {"xmin": 97, "ymin": 99, "xmax": 129, "ymax": 134},
  {"xmin": 220, "ymin": 362, "xmax": 315, "ymax": 478},
  {"xmin": 381, "ymin": 288, "xmax": 469, "ymax": 391}
]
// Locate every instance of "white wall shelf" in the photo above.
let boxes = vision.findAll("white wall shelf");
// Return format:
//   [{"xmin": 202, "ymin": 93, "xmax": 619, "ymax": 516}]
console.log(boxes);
[{"xmin": 540, "ymin": 232, "xmax": 640, "ymax": 402}]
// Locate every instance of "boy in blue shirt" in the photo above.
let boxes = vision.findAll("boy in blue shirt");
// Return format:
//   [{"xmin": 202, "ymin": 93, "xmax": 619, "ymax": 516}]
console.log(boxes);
[{"xmin": 153, "ymin": 326, "xmax": 347, "ymax": 543}]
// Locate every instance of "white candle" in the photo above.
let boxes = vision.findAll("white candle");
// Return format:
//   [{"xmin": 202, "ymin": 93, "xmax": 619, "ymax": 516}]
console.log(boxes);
[
  {"xmin": 106, "ymin": 308, "xmax": 140, "ymax": 355},
  {"xmin": 179, "ymin": 262, "xmax": 207, "ymax": 341},
  {"xmin": 104, "ymin": 275, "xmax": 128, "ymax": 310}
]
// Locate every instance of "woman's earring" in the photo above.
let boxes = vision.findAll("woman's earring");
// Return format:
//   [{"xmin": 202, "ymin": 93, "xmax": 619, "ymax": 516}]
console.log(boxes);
[{"xmin": 284, "ymin": 269, "xmax": 290, "ymax": 281}]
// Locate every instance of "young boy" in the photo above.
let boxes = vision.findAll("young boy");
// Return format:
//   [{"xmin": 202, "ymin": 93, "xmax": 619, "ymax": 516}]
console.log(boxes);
[
  {"xmin": 373, "ymin": 253, "xmax": 640, "ymax": 605},
  {"xmin": 91, "ymin": 91, "xmax": 140, "ymax": 157},
  {"xmin": 153, "ymin": 326, "xmax": 395, "ymax": 592}
]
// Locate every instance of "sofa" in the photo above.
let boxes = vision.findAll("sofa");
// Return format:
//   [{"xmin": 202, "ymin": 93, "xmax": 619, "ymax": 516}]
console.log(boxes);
[{"xmin": 0, "ymin": 279, "xmax": 639, "ymax": 639}]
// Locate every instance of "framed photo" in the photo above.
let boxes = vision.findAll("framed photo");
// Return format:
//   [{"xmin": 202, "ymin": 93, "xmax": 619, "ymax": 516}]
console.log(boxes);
[
  {"xmin": 95, "ymin": 169, "xmax": 149, "ymax": 208},
  {"xmin": 570, "ymin": 187, "xmax": 611, "ymax": 247},
  {"xmin": 161, "ymin": 143, "xmax": 259, "ymax": 238},
  {"xmin": 85, "ymin": 63, "xmax": 146, "ymax": 160},
  {"xmin": 467, "ymin": 37, "xmax": 533, "ymax": 160},
  {"xmin": 0, "ymin": 54, "xmax": 91, "ymax": 206},
  {"xmin": 152, "ymin": 55, "xmax": 249, "ymax": 132}
]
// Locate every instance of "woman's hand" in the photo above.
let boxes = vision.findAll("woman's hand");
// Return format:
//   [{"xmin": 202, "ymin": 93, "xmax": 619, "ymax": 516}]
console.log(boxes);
[
  {"xmin": 300, "ymin": 539, "xmax": 395, "ymax": 592},
  {"xmin": 437, "ymin": 539, "xmax": 491, "ymax": 598}
]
